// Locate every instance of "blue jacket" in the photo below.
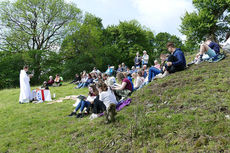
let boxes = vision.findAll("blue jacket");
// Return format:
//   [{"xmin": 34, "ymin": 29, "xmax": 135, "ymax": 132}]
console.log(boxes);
[{"xmin": 172, "ymin": 48, "xmax": 186, "ymax": 68}]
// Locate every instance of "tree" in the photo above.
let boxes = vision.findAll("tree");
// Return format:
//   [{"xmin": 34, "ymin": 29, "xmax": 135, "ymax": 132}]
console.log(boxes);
[
  {"xmin": 105, "ymin": 20, "xmax": 155, "ymax": 67},
  {"xmin": 180, "ymin": 0, "xmax": 230, "ymax": 46},
  {"xmin": 153, "ymin": 32, "xmax": 185, "ymax": 58},
  {"xmin": 0, "ymin": 0, "xmax": 82, "ymax": 51},
  {"xmin": 60, "ymin": 13, "xmax": 105, "ymax": 79}
]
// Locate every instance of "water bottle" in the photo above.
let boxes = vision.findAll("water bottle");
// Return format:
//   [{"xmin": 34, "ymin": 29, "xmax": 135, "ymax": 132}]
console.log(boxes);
[{"xmin": 53, "ymin": 93, "xmax": 56, "ymax": 98}]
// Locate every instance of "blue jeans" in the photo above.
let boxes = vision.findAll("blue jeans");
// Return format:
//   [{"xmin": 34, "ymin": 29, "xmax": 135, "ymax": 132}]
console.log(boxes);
[
  {"xmin": 75, "ymin": 100, "xmax": 91, "ymax": 112},
  {"xmin": 148, "ymin": 67, "xmax": 162, "ymax": 82}
]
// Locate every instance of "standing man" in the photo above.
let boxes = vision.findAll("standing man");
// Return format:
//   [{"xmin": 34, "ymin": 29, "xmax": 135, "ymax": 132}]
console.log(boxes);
[
  {"xmin": 142, "ymin": 50, "xmax": 149, "ymax": 66},
  {"xmin": 19, "ymin": 66, "xmax": 33, "ymax": 104}
]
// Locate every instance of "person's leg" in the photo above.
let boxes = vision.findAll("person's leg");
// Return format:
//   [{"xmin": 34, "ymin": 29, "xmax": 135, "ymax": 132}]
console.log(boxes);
[
  {"xmin": 68, "ymin": 100, "xmax": 83, "ymax": 116},
  {"xmin": 198, "ymin": 44, "xmax": 210, "ymax": 58},
  {"xmin": 206, "ymin": 48, "xmax": 217, "ymax": 58},
  {"xmin": 148, "ymin": 67, "xmax": 162, "ymax": 82},
  {"xmin": 75, "ymin": 100, "xmax": 84, "ymax": 112},
  {"xmin": 79, "ymin": 100, "xmax": 90, "ymax": 113}
]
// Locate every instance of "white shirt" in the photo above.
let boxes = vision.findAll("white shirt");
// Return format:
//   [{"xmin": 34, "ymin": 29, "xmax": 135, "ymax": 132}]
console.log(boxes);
[
  {"xmin": 142, "ymin": 54, "xmax": 149, "ymax": 64},
  {"xmin": 134, "ymin": 76, "xmax": 144, "ymax": 89},
  {"xmin": 99, "ymin": 88, "xmax": 118, "ymax": 109}
]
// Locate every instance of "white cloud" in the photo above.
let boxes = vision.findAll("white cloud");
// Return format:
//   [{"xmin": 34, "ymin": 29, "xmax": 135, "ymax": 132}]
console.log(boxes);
[{"xmin": 131, "ymin": 0, "xmax": 194, "ymax": 36}]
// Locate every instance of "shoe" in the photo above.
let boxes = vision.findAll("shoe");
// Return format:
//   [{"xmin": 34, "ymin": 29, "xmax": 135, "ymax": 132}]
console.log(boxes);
[
  {"xmin": 195, "ymin": 58, "xmax": 203, "ymax": 64},
  {"xmin": 160, "ymin": 71, "xmax": 169, "ymax": 78},
  {"xmin": 107, "ymin": 103, "xmax": 117, "ymax": 122},
  {"xmin": 68, "ymin": 112, "xmax": 76, "ymax": 116},
  {"xmin": 154, "ymin": 73, "xmax": 163, "ymax": 80},
  {"xmin": 104, "ymin": 110, "xmax": 110, "ymax": 124},
  {"xmin": 76, "ymin": 113, "xmax": 83, "ymax": 118}
]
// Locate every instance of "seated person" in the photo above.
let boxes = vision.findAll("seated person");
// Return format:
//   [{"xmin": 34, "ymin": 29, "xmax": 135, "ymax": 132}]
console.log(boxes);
[
  {"xmin": 139, "ymin": 69, "xmax": 149, "ymax": 89},
  {"xmin": 130, "ymin": 66, "xmax": 137, "ymax": 74},
  {"xmin": 70, "ymin": 73, "xmax": 81, "ymax": 84},
  {"xmin": 75, "ymin": 73, "xmax": 88, "ymax": 89},
  {"xmin": 133, "ymin": 71, "xmax": 144, "ymax": 90},
  {"xmin": 123, "ymin": 72, "xmax": 134, "ymax": 91},
  {"xmin": 105, "ymin": 65, "xmax": 114, "ymax": 76},
  {"xmin": 222, "ymin": 32, "xmax": 230, "ymax": 53},
  {"xmin": 47, "ymin": 76, "xmax": 54, "ymax": 86},
  {"xmin": 91, "ymin": 67, "xmax": 101, "ymax": 74},
  {"xmin": 102, "ymin": 73, "xmax": 116, "ymax": 86},
  {"xmin": 53, "ymin": 74, "xmax": 63, "ymax": 87},
  {"xmin": 112, "ymin": 72, "xmax": 132, "ymax": 100},
  {"xmin": 195, "ymin": 38, "xmax": 220, "ymax": 64},
  {"xmin": 97, "ymin": 81, "xmax": 118, "ymax": 123},
  {"xmin": 117, "ymin": 64, "xmax": 123, "ymax": 72},
  {"xmin": 141, "ymin": 65, "xmax": 148, "ymax": 78},
  {"xmin": 77, "ymin": 73, "xmax": 93, "ymax": 89},
  {"xmin": 68, "ymin": 84, "xmax": 98, "ymax": 118},
  {"xmin": 41, "ymin": 81, "xmax": 49, "ymax": 89},
  {"xmin": 121, "ymin": 63, "xmax": 127, "ymax": 72},
  {"xmin": 153, "ymin": 60, "xmax": 161, "ymax": 70},
  {"xmin": 164, "ymin": 42, "xmax": 186, "ymax": 74}
]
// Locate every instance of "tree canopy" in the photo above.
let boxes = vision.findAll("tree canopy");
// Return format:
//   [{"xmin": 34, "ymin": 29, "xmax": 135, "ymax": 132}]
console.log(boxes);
[
  {"xmin": 180, "ymin": 0, "xmax": 230, "ymax": 46},
  {"xmin": 0, "ymin": 0, "xmax": 82, "ymax": 51}
]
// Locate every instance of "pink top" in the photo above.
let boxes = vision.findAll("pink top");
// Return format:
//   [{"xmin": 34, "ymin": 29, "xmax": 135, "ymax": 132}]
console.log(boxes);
[{"xmin": 154, "ymin": 64, "xmax": 161, "ymax": 70}]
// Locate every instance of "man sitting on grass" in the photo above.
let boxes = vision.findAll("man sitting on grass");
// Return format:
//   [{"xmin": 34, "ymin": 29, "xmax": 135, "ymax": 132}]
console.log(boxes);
[{"xmin": 164, "ymin": 42, "xmax": 186, "ymax": 75}]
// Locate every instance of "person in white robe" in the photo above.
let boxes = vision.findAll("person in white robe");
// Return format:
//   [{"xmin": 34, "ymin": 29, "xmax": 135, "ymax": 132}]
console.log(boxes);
[{"xmin": 19, "ymin": 66, "xmax": 33, "ymax": 103}]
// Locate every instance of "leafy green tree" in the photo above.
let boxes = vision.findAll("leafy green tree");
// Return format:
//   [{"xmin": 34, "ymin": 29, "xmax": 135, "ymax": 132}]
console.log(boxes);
[
  {"xmin": 105, "ymin": 20, "xmax": 154, "ymax": 67},
  {"xmin": 180, "ymin": 0, "xmax": 230, "ymax": 46},
  {"xmin": 153, "ymin": 32, "xmax": 185, "ymax": 59},
  {"xmin": 61, "ymin": 13, "xmax": 105, "ymax": 79},
  {"xmin": 0, "ymin": 0, "xmax": 82, "ymax": 51}
]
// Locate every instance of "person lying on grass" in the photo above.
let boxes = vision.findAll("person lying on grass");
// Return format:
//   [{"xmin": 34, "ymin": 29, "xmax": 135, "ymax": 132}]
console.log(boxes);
[{"xmin": 68, "ymin": 84, "xmax": 98, "ymax": 118}]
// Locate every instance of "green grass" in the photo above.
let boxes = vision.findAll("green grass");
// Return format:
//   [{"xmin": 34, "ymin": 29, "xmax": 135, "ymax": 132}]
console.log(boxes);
[{"xmin": 1, "ymin": 55, "xmax": 230, "ymax": 152}]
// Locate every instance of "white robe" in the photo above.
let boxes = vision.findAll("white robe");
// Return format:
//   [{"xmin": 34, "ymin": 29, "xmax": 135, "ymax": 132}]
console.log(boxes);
[{"xmin": 19, "ymin": 70, "xmax": 32, "ymax": 103}]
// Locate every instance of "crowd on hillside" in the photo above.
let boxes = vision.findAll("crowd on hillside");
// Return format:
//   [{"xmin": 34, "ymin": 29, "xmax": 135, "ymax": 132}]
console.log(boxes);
[{"xmin": 20, "ymin": 33, "xmax": 230, "ymax": 123}]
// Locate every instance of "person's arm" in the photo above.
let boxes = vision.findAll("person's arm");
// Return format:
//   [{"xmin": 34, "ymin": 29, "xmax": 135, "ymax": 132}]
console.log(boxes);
[
  {"xmin": 114, "ymin": 82, "xmax": 127, "ymax": 90},
  {"xmin": 172, "ymin": 52, "xmax": 184, "ymax": 66}
]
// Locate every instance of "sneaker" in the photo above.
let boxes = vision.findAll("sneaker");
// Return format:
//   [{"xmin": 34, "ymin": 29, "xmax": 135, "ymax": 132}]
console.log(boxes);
[
  {"xmin": 107, "ymin": 103, "xmax": 117, "ymax": 122},
  {"xmin": 76, "ymin": 113, "xmax": 83, "ymax": 118},
  {"xmin": 68, "ymin": 112, "xmax": 76, "ymax": 117},
  {"xmin": 160, "ymin": 71, "xmax": 169, "ymax": 78},
  {"xmin": 195, "ymin": 58, "xmax": 203, "ymax": 64}
]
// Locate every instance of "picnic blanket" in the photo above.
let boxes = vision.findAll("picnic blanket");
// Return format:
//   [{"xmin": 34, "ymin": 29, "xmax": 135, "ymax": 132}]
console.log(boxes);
[{"xmin": 208, "ymin": 53, "xmax": 225, "ymax": 63}]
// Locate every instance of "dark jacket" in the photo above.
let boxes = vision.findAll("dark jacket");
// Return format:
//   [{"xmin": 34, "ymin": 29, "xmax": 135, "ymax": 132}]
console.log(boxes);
[{"xmin": 172, "ymin": 48, "xmax": 186, "ymax": 68}]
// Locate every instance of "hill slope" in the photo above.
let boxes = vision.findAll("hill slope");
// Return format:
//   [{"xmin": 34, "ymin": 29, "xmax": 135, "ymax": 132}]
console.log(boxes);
[{"xmin": 0, "ymin": 56, "xmax": 230, "ymax": 152}]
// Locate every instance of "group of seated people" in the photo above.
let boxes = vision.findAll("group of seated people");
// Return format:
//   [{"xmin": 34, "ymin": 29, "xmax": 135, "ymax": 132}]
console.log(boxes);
[
  {"xmin": 42, "ymin": 74, "xmax": 63, "ymax": 89},
  {"xmin": 68, "ymin": 33, "xmax": 230, "ymax": 123}
]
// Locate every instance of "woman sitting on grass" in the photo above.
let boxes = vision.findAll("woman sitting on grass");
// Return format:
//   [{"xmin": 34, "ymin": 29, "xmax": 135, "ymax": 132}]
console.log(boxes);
[
  {"xmin": 112, "ymin": 72, "xmax": 132, "ymax": 100},
  {"xmin": 97, "ymin": 81, "xmax": 118, "ymax": 123},
  {"xmin": 68, "ymin": 84, "xmax": 98, "ymax": 118},
  {"xmin": 133, "ymin": 71, "xmax": 144, "ymax": 91},
  {"xmin": 53, "ymin": 74, "xmax": 63, "ymax": 87}
]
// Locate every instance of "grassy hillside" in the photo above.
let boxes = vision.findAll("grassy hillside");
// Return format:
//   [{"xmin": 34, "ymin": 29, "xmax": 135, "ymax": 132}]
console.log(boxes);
[{"xmin": 1, "ymin": 55, "xmax": 230, "ymax": 152}]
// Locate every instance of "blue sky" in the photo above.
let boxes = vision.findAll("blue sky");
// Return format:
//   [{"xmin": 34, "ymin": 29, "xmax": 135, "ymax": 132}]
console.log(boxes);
[{"xmin": 68, "ymin": 0, "xmax": 195, "ymax": 39}]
